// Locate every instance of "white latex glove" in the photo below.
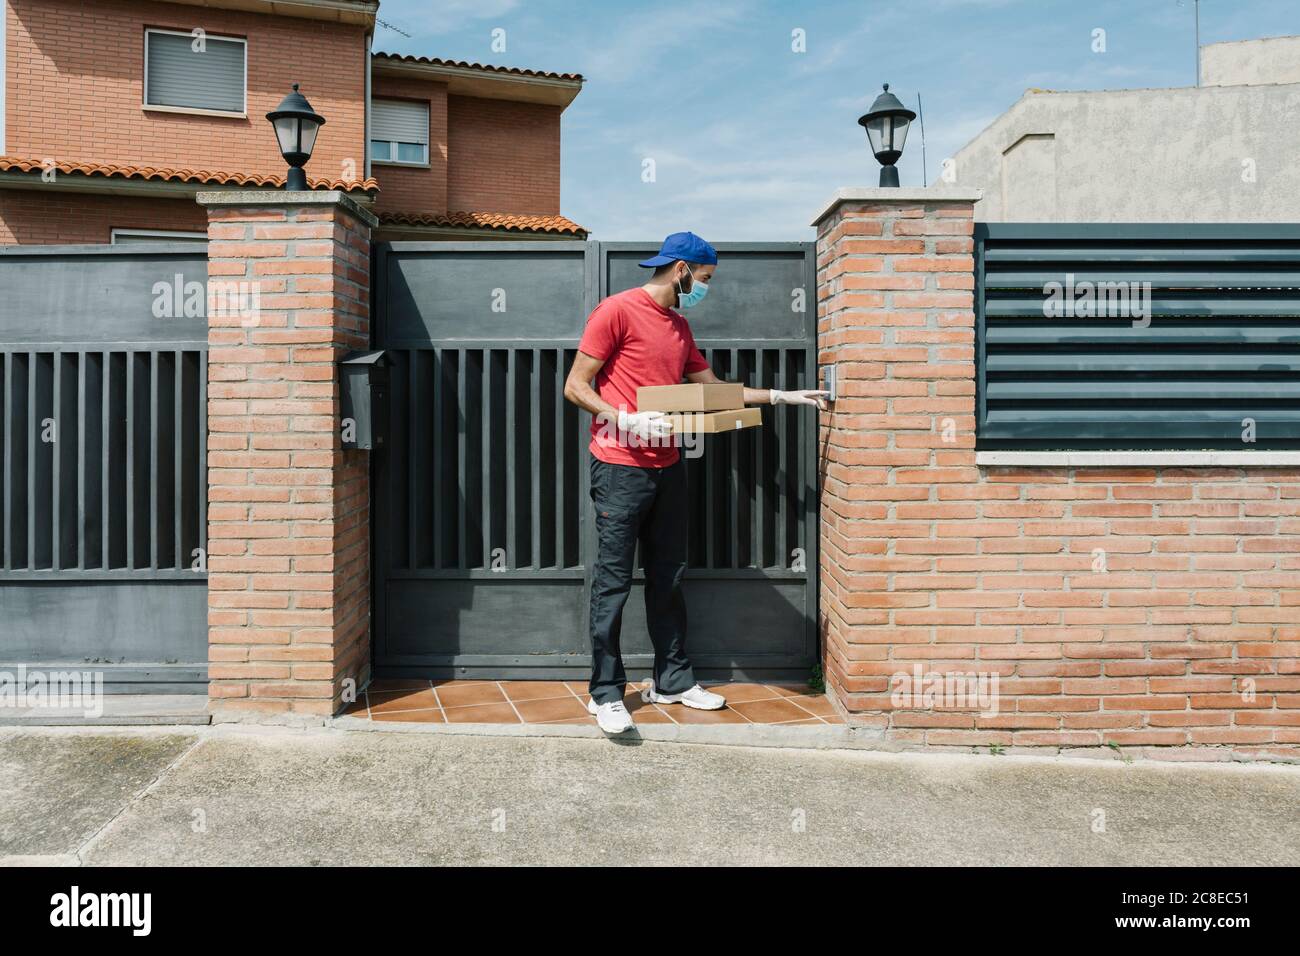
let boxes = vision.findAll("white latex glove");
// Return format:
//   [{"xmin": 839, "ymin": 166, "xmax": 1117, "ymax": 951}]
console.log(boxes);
[
  {"xmin": 771, "ymin": 389, "xmax": 831, "ymax": 410},
  {"xmin": 617, "ymin": 408, "xmax": 673, "ymax": 441}
]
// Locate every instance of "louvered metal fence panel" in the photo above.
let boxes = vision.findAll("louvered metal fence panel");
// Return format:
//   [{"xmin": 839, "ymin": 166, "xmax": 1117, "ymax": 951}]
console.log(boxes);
[
  {"xmin": 385, "ymin": 345, "xmax": 584, "ymax": 573},
  {"xmin": 976, "ymin": 224, "xmax": 1300, "ymax": 449},
  {"xmin": 0, "ymin": 349, "xmax": 206, "ymax": 573}
]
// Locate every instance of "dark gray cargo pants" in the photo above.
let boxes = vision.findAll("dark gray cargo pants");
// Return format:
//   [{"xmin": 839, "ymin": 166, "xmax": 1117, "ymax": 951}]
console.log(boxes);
[{"xmin": 587, "ymin": 456, "xmax": 695, "ymax": 705}]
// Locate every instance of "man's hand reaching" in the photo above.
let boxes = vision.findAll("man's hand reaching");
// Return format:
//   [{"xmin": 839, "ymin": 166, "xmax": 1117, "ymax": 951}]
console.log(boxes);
[
  {"xmin": 617, "ymin": 408, "xmax": 674, "ymax": 441},
  {"xmin": 770, "ymin": 389, "xmax": 831, "ymax": 410}
]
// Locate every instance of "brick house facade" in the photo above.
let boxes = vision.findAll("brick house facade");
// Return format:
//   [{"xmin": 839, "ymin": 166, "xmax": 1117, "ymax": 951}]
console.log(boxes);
[
  {"xmin": 369, "ymin": 54, "xmax": 568, "ymax": 222},
  {"xmin": 0, "ymin": 0, "xmax": 586, "ymax": 244}
]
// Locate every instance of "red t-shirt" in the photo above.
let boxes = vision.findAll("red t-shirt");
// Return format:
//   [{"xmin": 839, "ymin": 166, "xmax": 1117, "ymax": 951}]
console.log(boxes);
[{"xmin": 577, "ymin": 287, "xmax": 711, "ymax": 467}]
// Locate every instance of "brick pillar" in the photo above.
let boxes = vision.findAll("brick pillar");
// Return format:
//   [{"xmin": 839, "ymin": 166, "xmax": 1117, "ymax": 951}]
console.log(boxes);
[
  {"xmin": 813, "ymin": 188, "xmax": 981, "ymax": 741},
  {"xmin": 198, "ymin": 190, "xmax": 375, "ymax": 722}
]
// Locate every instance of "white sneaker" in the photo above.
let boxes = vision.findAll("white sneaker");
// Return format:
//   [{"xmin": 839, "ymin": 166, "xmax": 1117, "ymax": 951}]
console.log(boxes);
[
  {"xmin": 640, "ymin": 680, "xmax": 726, "ymax": 711},
  {"xmin": 587, "ymin": 697, "xmax": 635, "ymax": 734}
]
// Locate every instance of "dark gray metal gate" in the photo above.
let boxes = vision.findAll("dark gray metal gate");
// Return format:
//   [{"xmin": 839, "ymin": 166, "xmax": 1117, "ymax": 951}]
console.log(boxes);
[
  {"xmin": 0, "ymin": 243, "xmax": 208, "ymax": 692},
  {"xmin": 372, "ymin": 240, "xmax": 817, "ymax": 681}
]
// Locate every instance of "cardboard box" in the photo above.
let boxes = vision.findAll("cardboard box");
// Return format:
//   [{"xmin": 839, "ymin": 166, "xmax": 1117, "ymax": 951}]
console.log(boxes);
[
  {"xmin": 637, "ymin": 382, "xmax": 745, "ymax": 413},
  {"xmin": 664, "ymin": 407, "xmax": 762, "ymax": 434}
]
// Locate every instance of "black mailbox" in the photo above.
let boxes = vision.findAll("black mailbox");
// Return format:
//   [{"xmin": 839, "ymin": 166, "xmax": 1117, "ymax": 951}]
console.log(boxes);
[{"xmin": 339, "ymin": 350, "xmax": 389, "ymax": 450}]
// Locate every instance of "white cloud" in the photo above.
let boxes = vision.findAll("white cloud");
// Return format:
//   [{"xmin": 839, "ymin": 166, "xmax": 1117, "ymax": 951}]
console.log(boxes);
[{"xmin": 573, "ymin": 0, "xmax": 754, "ymax": 84}]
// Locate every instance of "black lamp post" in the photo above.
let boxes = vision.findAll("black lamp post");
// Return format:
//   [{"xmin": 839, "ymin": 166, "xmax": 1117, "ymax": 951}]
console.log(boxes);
[
  {"xmin": 266, "ymin": 83, "xmax": 325, "ymax": 191},
  {"xmin": 857, "ymin": 83, "xmax": 916, "ymax": 187}
]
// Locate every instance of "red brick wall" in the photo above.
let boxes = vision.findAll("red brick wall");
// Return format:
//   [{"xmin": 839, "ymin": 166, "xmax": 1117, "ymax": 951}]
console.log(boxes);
[
  {"xmin": 816, "ymin": 196, "xmax": 1300, "ymax": 761},
  {"xmin": 370, "ymin": 75, "xmax": 448, "ymax": 217},
  {"xmin": 204, "ymin": 195, "xmax": 371, "ymax": 719},
  {"xmin": 0, "ymin": 188, "xmax": 206, "ymax": 243},
  {"xmin": 6, "ymin": 0, "xmax": 367, "ymax": 182},
  {"xmin": 447, "ymin": 94, "xmax": 560, "ymax": 214},
  {"xmin": 5, "ymin": 0, "xmax": 569, "ymax": 235}
]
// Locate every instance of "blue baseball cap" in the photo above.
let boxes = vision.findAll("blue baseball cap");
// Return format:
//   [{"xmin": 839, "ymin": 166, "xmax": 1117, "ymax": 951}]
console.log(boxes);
[{"xmin": 638, "ymin": 231, "xmax": 718, "ymax": 268}]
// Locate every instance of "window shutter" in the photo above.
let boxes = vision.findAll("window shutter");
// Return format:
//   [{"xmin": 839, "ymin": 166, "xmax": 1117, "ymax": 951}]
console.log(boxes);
[
  {"xmin": 372, "ymin": 99, "xmax": 429, "ymax": 145},
  {"xmin": 146, "ymin": 32, "xmax": 245, "ymax": 113}
]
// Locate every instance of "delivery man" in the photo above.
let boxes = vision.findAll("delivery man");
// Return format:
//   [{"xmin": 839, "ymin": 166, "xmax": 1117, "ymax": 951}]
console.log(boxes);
[{"xmin": 563, "ymin": 232, "xmax": 828, "ymax": 734}]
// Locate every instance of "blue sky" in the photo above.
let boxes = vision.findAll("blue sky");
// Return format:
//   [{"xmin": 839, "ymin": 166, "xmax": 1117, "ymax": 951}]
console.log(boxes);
[{"xmin": 374, "ymin": 0, "xmax": 1298, "ymax": 240}]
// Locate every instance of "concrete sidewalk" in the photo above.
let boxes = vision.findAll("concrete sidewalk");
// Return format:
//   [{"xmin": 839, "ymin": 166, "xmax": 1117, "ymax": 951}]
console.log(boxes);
[
  {"xmin": 0, "ymin": 695, "xmax": 211, "ymax": 726},
  {"xmin": 1, "ymin": 724, "xmax": 1297, "ymax": 866}
]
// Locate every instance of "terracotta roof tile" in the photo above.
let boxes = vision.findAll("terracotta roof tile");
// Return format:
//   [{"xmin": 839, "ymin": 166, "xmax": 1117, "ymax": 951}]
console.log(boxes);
[
  {"xmin": 0, "ymin": 156, "xmax": 379, "ymax": 195},
  {"xmin": 373, "ymin": 53, "xmax": 583, "ymax": 83},
  {"xmin": 379, "ymin": 210, "xmax": 587, "ymax": 236}
]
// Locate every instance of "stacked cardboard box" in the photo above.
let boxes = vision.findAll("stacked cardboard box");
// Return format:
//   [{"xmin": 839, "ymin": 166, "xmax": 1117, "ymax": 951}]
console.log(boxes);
[{"xmin": 636, "ymin": 383, "xmax": 761, "ymax": 434}]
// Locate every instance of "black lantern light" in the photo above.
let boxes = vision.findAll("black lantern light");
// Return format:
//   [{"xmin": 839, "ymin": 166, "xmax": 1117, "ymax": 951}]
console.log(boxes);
[
  {"xmin": 857, "ymin": 83, "xmax": 916, "ymax": 187},
  {"xmin": 266, "ymin": 83, "xmax": 325, "ymax": 191}
]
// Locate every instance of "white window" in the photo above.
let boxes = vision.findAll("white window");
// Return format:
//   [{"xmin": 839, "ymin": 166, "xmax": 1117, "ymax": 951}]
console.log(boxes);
[
  {"xmin": 111, "ymin": 229, "xmax": 208, "ymax": 245},
  {"xmin": 144, "ymin": 28, "xmax": 246, "ymax": 116},
  {"xmin": 371, "ymin": 98, "xmax": 429, "ymax": 166}
]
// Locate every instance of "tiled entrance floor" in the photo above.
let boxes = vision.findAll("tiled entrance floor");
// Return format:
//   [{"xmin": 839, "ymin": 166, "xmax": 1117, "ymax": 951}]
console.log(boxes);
[{"xmin": 343, "ymin": 680, "xmax": 844, "ymax": 727}]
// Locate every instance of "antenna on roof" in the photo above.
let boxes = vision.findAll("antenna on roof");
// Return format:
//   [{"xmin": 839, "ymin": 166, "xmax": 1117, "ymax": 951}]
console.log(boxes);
[
  {"xmin": 1176, "ymin": 0, "xmax": 1201, "ymax": 86},
  {"xmin": 377, "ymin": 18, "xmax": 411, "ymax": 39},
  {"xmin": 917, "ymin": 93, "xmax": 928, "ymax": 188},
  {"xmin": 1195, "ymin": 0, "xmax": 1201, "ymax": 86}
]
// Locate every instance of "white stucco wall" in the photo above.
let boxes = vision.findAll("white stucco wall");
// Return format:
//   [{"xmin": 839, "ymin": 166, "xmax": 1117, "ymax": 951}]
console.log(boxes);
[
  {"xmin": 950, "ymin": 81, "xmax": 1300, "ymax": 222},
  {"xmin": 1201, "ymin": 35, "xmax": 1300, "ymax": 87}
]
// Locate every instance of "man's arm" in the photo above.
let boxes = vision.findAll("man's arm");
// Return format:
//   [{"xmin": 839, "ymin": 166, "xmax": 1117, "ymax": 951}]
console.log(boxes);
[
  {"xmin": 685, "ymin": 366, "xmax": 770, "ymax": 405},
  {"xmin": 685, "ymin": 367, "xmax": 829, "ymax": 409},
  {"xmin": 563, "ymin": 351, "xmax": 618, "ymax": 419},
  {"xmin": 564, "ymin": 351, "xmax": 673, "ymax": 439}
]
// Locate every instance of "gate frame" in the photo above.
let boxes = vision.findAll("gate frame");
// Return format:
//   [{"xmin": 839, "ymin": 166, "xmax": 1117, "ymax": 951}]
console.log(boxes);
[{"xmin": 369, "ymin": 239, "xmax": 819, "ymax": 683}]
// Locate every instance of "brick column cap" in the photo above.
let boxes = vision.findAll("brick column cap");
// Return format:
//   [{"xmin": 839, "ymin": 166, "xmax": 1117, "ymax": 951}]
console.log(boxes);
[
  {"xmin": 196, "ymin": 189, "xmax": 379, "ymax": 227},
  {"xmin": 811, "ymin": 186, "xmax": 982, "ymax": 228}
]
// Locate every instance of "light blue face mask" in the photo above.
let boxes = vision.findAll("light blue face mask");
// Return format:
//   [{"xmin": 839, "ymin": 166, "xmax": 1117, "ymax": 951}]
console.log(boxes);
[{"xmin": 676, "ymin": 265, "xmax": 709, "ymax": 309}]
